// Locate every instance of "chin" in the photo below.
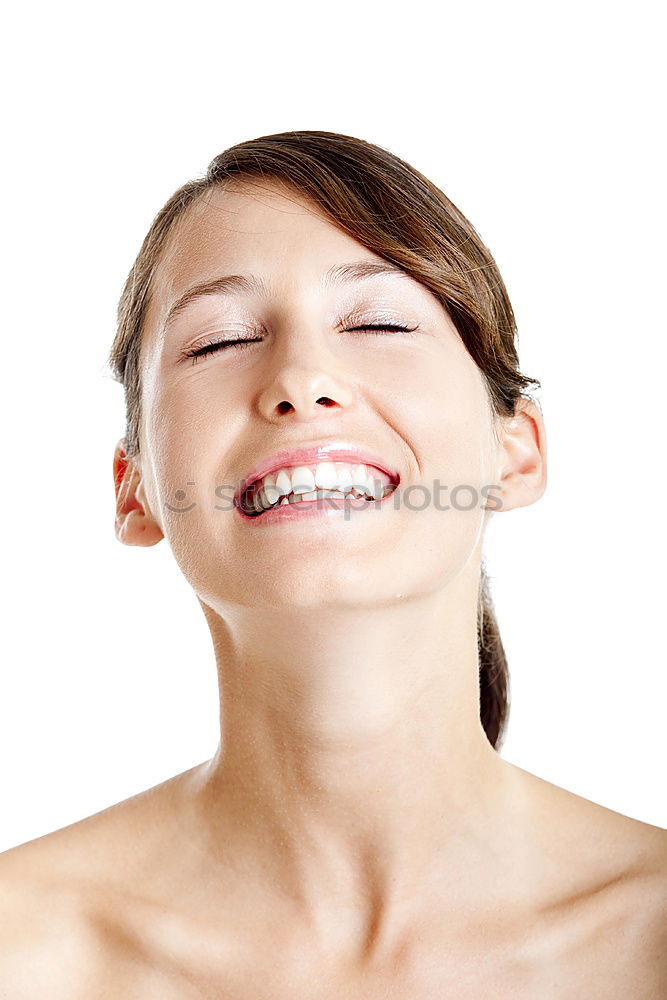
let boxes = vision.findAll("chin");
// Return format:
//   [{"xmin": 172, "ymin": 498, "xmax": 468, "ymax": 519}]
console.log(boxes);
[{"xmin": 204, "ymin": 549, "xmax": 461, "ymax": 617}]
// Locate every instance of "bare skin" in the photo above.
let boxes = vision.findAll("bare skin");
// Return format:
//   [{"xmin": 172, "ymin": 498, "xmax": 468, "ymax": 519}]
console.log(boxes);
[
  {"xmin": 1, "ymin": 765, "xmax": 666, "ymax": 997},
  {"xmin": 2, "ymin": 179, "xmax": 665, "ymax": 997}
]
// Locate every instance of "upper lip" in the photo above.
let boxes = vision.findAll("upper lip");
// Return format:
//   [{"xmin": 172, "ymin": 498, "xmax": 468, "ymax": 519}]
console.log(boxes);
[{"xmin": 235, "ymin": 442, "xmax": 400, "ymax": 502}]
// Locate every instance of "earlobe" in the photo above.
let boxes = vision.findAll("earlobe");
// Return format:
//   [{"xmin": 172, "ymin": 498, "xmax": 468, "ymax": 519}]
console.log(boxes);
[
  {"xmin": 494, "ymin": 399, "xmax": 548, "ymax": 514},
  {"xmin": 113, "ymin": 438, "xmax": 164, "ymax": 547}
]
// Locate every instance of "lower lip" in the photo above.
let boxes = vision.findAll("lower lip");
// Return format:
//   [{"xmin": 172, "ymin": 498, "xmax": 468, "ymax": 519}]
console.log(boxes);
[{"xmin": 235, "ymin": 491, "xmax": 395, "ymax": 525}]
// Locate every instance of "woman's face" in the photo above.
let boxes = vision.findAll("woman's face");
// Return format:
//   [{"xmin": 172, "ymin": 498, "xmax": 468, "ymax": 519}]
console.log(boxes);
[{"xmin": 136, "ymin": 180, "xmax": 503, "ymax": 613}]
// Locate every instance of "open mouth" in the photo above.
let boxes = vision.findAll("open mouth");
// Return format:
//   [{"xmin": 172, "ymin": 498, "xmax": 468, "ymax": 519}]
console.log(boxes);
[{"xmin": 236, "ymin": 461, "xmax": 399, "ymax": 518}]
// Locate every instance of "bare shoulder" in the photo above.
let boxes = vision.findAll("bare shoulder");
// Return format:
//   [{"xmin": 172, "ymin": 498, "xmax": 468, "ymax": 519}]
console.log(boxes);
[
  {"xmin": 0, "ymin": 843, "xmax": 105, "ymax": 998},
  {"xmin": 594, "ymin": 813, "xmax": 667, "ymax": 988},
  {"xmin": 607, "ymin": 816, "xmax": 667, "ymax": 985},
  {"xmin": 508, "ymin": 762, "xmax": 667, "ymax": 990},
  {"xmin": 0, "ymin": 766, "xmax": 205, "ymax": 997}
]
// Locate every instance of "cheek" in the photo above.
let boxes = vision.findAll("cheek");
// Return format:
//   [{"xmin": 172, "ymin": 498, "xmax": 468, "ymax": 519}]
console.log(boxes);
[
  {"xmin": 149, "ymin": 363, "xmax": 235, "ymax": 470},
  {"xmin": 386, "ymin": 352, "xmax": 492, "ymax": 574},
  {"xmin": 388, "ymin": 346, "xmax": 492, "ymax": 487},
  {"xmin": 143, "ymin": 376, "xmax": 247, "ymax": 590},
  {"xmin": 151, "ymin": 358, "xmax": 259, "ymax": 473}
]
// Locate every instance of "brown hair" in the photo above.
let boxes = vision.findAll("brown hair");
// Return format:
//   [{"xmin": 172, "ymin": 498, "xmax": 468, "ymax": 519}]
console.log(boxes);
[{"xmin": 108, "ymin": 130, "xmax": 541, "ymax": 751}]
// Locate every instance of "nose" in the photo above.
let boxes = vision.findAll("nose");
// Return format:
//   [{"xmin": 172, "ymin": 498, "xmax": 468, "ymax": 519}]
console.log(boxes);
[{"xmin": 256, "ymin": 328, "xmax": 355, "ymax": 424}]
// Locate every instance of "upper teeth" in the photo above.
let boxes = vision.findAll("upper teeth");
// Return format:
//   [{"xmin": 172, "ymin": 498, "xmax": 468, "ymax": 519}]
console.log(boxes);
[{"xmin": 243, "ymin": 462, "xmax": 395, "ymax": 515}]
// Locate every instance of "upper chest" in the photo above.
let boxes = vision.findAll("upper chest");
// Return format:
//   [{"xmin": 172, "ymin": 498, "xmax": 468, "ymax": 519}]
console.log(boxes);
[{"xmin": 90, "ymin": 887, "xmax": 663, "ymax": 1000}]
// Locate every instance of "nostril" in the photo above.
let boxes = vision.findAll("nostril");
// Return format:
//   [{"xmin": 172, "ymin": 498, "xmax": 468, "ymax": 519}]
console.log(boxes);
[{"xmin": 276, "ymin": 398, "xmax": 336, "ymax": 414}]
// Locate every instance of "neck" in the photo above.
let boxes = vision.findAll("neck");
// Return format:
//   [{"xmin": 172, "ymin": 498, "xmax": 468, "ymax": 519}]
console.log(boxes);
[{"xmin": 190, "ymin": 558, "xmax": 514, "ymax": 958}]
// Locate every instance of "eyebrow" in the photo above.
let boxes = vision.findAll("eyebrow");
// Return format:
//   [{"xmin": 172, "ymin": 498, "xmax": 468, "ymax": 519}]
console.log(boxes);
[{"xmin": 162, "ymin": 260, "xmax": 410, "ymax": 331}]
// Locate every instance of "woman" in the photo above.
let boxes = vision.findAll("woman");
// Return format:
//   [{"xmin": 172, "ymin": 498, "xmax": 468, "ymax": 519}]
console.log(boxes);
[{"xmin": 2, "ymin": 131, "xmax": 665, "ymax": 995}]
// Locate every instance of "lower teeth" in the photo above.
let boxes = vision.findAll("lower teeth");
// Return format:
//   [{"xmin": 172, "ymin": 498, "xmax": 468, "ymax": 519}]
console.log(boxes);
[{"xmin": 247, "ymin": 485, "xmax": 392, "ymax": 516}]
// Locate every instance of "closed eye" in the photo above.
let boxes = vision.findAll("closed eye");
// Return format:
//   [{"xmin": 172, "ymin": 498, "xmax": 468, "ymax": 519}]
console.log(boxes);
[
  {"xmin": 180, "ymin": 324, "xmax": 420, "ymax": 364},
  {"xmin": 347, "ymin": 324, "xmax": 419, "ymax": 335},
  {"xmin": 181, "ymin": 338, "xmax": 263, "ymax": 362}
]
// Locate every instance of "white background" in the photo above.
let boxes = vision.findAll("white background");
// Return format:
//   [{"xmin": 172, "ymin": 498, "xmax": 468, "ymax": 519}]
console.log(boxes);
[{"xmin": 1, "ymin": 0, "xmax": 665, "ymax": 853}]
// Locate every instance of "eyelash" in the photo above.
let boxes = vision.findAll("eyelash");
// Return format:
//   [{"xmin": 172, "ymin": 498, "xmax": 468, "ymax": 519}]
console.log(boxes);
[{"xmin": 181, "ymin": 324, "xmax": 419, "ymax": 364}]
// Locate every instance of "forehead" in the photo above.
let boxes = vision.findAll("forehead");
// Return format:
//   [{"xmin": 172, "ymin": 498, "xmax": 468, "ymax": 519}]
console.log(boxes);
[{"xmin": 153, "ymin": 180, "xmax": 384, "ymax": 305}]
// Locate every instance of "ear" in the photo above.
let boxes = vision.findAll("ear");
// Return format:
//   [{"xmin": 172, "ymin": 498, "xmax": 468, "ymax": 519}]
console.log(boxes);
[
  {"xmin": 113, "ymin": 438, "xmax": 164, "ymax": 546},
  {"xmin": 491, "ymin": 398, "xmax": 547, "ymax": 514}
]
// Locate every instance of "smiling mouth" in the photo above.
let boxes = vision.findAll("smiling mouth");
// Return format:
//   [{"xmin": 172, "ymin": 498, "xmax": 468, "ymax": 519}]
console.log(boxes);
[{"xmin": 238, "ymin": 461, "xmax": 399, "ymax": 518}]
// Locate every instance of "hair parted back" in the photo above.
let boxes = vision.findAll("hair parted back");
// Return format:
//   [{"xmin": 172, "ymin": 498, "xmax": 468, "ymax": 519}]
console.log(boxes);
[{"xmin": 108, "ymin": 129, "xmax": 541, "ymax": 752}]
